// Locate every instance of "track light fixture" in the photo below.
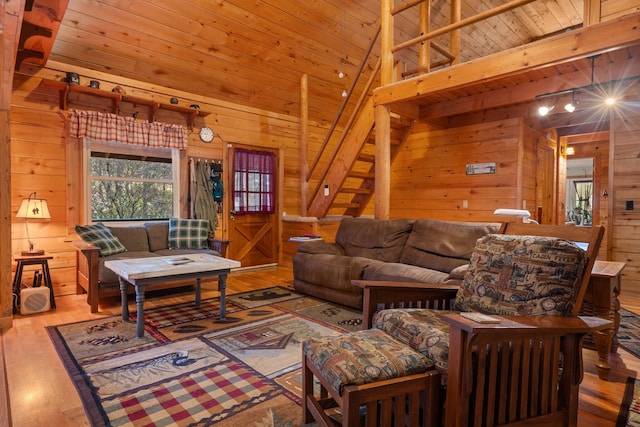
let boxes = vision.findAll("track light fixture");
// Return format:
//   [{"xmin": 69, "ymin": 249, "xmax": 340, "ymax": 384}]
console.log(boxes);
[
  {"xmin": 534, "ymin": 55, "xmax": 635, "ymax": 116},
  {"xmin": 564, "ymin": 91, "xmax": 577, "ymax": 113}
]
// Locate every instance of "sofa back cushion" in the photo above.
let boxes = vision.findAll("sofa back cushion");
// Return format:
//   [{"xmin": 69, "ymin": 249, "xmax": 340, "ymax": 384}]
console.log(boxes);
[
  {"xmin": 336, "ymin": 218, "xmax": 414, "ymax": 262},
  {"xmin": 144, "ymin": 222, "xmax": 170, "ymax": 251},
  {"xmin": 109, "ymin": 226, "xmax": 151, "ymax": 252},
  {"xmin": 400, "ymin": 219, "xmax": 501, "ymax": 273},
  {"xmin": 454, "ymin": 233, "xmax": 588, "ymax": 316}
]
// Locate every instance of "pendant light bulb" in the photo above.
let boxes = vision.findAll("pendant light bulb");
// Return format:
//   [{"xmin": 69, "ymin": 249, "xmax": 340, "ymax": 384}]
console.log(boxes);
[
  {"xmin": 338, "ymin": 71, "xmax": 344, "ymax": 79},
  {"xmin": 341, "ymin": 89, "xmax": 347, "ymax": 98}
]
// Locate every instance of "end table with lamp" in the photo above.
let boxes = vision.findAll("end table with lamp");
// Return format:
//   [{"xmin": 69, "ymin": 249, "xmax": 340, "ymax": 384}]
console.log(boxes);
[{"xmin": 13, "ymin": 192, "xmax": 55, "ymax": 313}]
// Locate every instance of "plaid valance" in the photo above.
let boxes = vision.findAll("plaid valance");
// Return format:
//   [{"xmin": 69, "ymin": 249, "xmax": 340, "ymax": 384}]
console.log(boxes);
[{"xmin": 69, "ymin": 110, "xmax": 188, "ymax": 150}]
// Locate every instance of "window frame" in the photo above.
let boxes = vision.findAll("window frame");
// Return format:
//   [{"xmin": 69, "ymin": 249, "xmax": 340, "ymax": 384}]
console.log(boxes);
[
  {"xmin": 232, "ymin": 148, "xmax": 276, "ymax": 215},
  {"xmin": 82, "ymin": 138, "xmax": 181, "ymax": 224}
]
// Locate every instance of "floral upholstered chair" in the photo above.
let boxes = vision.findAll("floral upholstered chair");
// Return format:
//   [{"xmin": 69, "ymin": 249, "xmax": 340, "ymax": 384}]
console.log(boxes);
[{"xmin": 357, "ymin": 223, "xmax": 610, "ymax": 427}]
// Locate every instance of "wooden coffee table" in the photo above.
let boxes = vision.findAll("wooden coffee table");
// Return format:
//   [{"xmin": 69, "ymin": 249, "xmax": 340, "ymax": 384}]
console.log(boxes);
[{"xmin": 105, "ymin": 254, "xmax": 241, "ymax": 337}]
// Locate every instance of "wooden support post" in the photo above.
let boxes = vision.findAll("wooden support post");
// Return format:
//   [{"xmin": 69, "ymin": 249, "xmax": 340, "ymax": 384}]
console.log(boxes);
[
  {"xmin": 380, "ymin": 0, "xmax": 394, "ymax": 86},
  {"xmin": 450, "ymin": 0, "xmax": 461, "ymax": 65},
  {"xmin": 375, "ymin": 104, "xmax": 391, "ymax": 220},
  {"xmin": 584, "ymin": 0, "xmax": 601, "ymax": 27},
  {"xmin": 2, "ymin": 0, "xmax": 27, "ymax": 328},
  {"xmin": 418, "ymin": 0, "xmax": 430, "ymax": 73},
  {"xmin": 300, "ymin": 74, "xmax": 309, "ymax": 216}
]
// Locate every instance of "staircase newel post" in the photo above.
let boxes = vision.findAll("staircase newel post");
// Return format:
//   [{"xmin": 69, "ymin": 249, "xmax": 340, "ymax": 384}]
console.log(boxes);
[
  {"xmin": 375, "ymin": 104, "xmax": 391, "ymax": 220},
  {"xmin": 380, "ymin": 0, "xmax": 394, "ymax": 86}
]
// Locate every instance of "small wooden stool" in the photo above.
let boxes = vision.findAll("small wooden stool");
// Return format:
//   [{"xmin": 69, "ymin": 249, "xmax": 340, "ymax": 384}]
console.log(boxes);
[{"xmin": 302, "ymin": 328, "xmax": 441, "ymax": 427}]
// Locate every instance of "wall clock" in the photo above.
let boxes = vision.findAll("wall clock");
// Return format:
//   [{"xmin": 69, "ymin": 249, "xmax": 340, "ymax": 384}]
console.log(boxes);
[{"xmin": 199, "ymin": 127, "xmax": 214, "ymax": 143}]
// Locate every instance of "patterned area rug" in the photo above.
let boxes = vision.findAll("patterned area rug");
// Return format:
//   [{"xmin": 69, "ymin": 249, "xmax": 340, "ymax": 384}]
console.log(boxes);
[
  {"xmin": 47, "ymin": 286, "xmax": 362, "ymax": 426},
  {"xmin": 618, "ymin": 308, "xmax": 640, "ymax": 359},
  {"xmin": 618, "ymin": 377, "xmax": 640, "ymax": 427}
]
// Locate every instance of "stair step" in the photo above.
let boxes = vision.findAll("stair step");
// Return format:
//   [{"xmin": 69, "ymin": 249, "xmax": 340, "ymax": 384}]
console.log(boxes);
[
  {"xmin": 332, "ymin": 202, "xmax": 361, "ymax": 209},
  {"xmin": 357, "ymin": 153, "xmax": 375, "ymax": 162},
  {"xmin": 340, "ymin": 187, "xmax": 371, "ymax": 194},
  {"xmin": 348, "ymin": 171, "xmax": 375, "ymax": 179}
]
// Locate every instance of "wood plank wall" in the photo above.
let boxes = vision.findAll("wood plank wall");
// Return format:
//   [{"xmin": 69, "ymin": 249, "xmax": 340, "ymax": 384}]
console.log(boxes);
[
  {"xmin": 612, "ymin": 105, "xmax": 640, "ymax": 297},
  {"xmin": 387, "ymin": 117, "xmax": 537, "ymax": 222},
  {"xmin": 10, "ymin": 66, "xmax": 305, "ymax": 300}
]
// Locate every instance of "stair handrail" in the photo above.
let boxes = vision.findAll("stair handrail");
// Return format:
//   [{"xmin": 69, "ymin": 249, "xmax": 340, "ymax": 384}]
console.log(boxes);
[
  {"xmin": 306, "ymin": 26, "xmax": 380, "ymax": 183},
  {"xmin": 306, "ymin": 27, "xmax": 381, "ymax": 209}
]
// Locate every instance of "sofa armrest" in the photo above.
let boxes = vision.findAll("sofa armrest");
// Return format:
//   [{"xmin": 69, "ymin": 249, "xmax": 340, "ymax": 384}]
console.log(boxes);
[
  {"xmin": 71, "ymin": 240, "xmax": 101, "ymax": 313},
  {"xmin": 208, "ymin": 238, "xmax": 231, "ymax": 258},
  {"xmin": 441, "ymin": 314, "xmax": 611, "ymax": 427},
  {"xmin": 352, "ymin": 280, "xmax": 459, "ymax": 329},
  {"xmin": 296, "ymin": 241, "xmax": 345, "ymax": 255}
]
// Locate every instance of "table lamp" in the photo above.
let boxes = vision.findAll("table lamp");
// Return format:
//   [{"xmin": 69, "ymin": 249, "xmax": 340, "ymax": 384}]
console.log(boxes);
[
  {"xmin": 493, "ymin": 208, "xmax": 539, "ymax": 224},
  {"xmin": 16, "ymin": 192, "xmax": 51, "ymax": 256}
]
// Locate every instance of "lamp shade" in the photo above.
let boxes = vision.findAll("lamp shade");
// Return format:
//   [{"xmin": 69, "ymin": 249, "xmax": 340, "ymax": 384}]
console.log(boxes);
[{"xmin": 16, "ymin": 196, "xmax": 51, "ymax": 219}]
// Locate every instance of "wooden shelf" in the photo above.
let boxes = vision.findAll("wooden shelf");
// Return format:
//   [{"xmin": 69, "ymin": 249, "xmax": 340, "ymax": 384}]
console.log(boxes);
[{"xmin": 41, "ymin": 80, "xmax": 206, "ymax": 128}]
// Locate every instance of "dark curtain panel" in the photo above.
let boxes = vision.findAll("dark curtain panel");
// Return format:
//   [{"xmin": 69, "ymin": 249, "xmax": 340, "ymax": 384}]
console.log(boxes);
[{"xmin": 233, "ymin": 148, "xmax": 275, "ymax": 215}]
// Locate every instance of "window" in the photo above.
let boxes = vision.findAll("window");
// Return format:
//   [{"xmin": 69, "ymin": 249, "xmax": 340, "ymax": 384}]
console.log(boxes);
[
  {"xmin": 84, "ymin": 139, "xmax": 180, "ymax": 222},
  {"xmin": 232, "ymin": 148, "xmax": 276, "ymax": 215}
]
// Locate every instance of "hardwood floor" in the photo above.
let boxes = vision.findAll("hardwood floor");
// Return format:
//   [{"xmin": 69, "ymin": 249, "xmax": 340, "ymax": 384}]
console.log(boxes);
[{"xmin": 1, "ymin": 265, "xmax": 638, "ymax": 426}]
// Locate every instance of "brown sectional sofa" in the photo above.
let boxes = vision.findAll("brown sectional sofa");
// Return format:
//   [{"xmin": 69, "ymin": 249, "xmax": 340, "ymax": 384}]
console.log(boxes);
[
  {"xmin": 72, "ymin": 222, "xmax": 228, "ymax": 313},
  {"xmin": 292, "ymin": 217, "xmax": 501, "ymax": 309}
]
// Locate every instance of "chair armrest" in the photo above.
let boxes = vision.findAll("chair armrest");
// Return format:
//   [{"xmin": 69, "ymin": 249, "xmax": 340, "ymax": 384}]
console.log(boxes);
[
  {"xmin": 441, "ymin": 314, "xmax": 612, "ymax": 427},
  {"xmin": 441, "ymin": 314, "xmax": 612, "ymax": 337},
  {"xmin": 70, "ymin": 240, "xmax": 101, "ymax": 313},
  {"xmin": 70, "ymin": 239, "xmax": 100, "ymax": 253},
  {"xmin": 208, "ymin": 238, "xmax": 231, "ymax": 258},
  {"xmin": 352, "ymin": 280, "xmax": 459, "ymax": 329}
]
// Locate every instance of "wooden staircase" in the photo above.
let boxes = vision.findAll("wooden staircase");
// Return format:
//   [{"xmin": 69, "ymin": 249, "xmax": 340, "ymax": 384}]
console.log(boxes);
[{"xmin": 307, "ymin": 95, "xmax": 414, "ymax": 218}]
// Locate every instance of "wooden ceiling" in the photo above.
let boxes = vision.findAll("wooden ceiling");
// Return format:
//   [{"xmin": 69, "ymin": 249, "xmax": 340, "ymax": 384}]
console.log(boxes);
[{"xmin": 16, "ymin": 0, "xmax": 640, "ymax": 128}]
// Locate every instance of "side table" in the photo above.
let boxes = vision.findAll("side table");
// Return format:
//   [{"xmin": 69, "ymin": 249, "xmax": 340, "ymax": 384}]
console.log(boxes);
[
  {"xmin": 581, "ymin": 260, "xmax": 625, "ymax": 379},
  {"xmin": 12, "ymin": 254, "xmax": 56, "ymax": 313}
]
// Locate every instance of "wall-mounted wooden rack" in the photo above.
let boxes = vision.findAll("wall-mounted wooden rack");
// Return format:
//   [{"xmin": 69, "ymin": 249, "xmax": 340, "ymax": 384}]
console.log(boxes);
[{"xmin": 41, "ymin": 80, "xmax": 207, "ymax": 128}]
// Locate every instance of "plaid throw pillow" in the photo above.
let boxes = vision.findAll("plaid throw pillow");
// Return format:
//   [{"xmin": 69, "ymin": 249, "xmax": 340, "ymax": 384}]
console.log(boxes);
[
  {"xmin": 168, "ymin": 218, "xmax": 209, "ymax": 249},
  {"xmin": 75, "ymin": 223, "xmax": 127, "ymax": 257}
]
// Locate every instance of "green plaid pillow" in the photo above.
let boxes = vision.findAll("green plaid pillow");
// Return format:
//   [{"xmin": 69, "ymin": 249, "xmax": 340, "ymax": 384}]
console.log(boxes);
[
  {"xmin": 75, "ymin": 223, "xmax": 127, "ymax": 257},
  {"xmin": 168, "ymin": 218, "xmax": 209, "ymax": 249}
]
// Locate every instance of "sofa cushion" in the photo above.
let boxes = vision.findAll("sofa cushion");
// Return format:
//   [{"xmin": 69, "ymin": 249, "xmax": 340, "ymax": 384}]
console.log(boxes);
[
  {"xmin": 400, "ymin": 219, "xmax": 501, "ymax": 273},
  {"xmin": 75, "ymin": 223, "xmax": 127, "ymax": 257},
  {"xmin": 303, "ymin": 328, "xmax": 433, "ymax": 395},
  {"xmin": 109, "ymin": 226, "xmax": 151, "ymax": 252},
  {"xmin": 454, "ymin": 234, "xmax": 588, "ymax": 316},
  {"xmin": 144, "ymin": 222, "xmax": 170, "ymax": 252},
  {"xmin": 335, "ymin": 218, "xmax": 414, "ymax": 262},
  {"xmin": 168, "ymin": 218, "xmax": 209, "ymax": 249}
]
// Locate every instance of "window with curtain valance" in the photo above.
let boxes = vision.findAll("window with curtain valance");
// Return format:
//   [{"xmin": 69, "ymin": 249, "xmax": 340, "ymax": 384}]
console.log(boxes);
[{"xmin": 69, "ymin": 109, "xmax": 188, "ymax": 150}]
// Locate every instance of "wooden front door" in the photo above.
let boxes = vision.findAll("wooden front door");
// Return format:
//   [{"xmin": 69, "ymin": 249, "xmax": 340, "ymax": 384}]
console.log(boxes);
[{"xmin": 227, "ymin": 145, "xmax": 278, "ymax": 267}]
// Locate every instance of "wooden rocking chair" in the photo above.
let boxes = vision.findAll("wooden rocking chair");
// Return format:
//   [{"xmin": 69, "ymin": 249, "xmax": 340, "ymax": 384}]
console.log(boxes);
[{"xmin": 354, "ymin": 223, "xmax": 611, "ymax": 427}]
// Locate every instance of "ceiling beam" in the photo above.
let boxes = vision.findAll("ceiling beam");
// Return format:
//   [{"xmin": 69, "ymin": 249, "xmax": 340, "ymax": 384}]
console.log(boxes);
[
  {"xmin": 373, "ymin": 12, "xmax": 640, "ymax": 107},
  {"xmin": 419, "ymin": 53, "xmax": 640, "ymax": 120}
]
